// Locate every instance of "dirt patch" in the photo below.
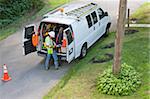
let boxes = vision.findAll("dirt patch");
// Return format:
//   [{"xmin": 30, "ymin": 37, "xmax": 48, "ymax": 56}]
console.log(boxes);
[
  {"xmin": 125, "ymin": 29, "xmax": 139, "ymax": 35},
  {"xmin": 91, "ymin": 53, "xmax": 113, "ymax": 63},
  {"xmin": 101, "ymin": 42, "xmax": 114, "ymax": 49},
  {"xmin": 145, "ymin": 90, "xmax": 150, "ymax": 94}
]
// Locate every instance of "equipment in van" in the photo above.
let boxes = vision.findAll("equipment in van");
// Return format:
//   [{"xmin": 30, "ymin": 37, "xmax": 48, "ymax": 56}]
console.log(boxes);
[{"xmin": 22, "ymin": 2, "xmax": 111, "ymax": 63}]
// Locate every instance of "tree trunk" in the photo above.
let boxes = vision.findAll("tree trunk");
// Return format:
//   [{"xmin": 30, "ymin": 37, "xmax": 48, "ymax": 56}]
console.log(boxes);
[{"xmin": 113, "ymin": 0, "xmax": 127, "ymax": 75}]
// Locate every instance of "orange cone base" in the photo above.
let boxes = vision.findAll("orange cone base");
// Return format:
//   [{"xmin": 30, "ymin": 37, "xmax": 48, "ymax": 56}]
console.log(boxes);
[{"xmin": 1, "ymin": 77, "xmax": 12, "ymax": 82}]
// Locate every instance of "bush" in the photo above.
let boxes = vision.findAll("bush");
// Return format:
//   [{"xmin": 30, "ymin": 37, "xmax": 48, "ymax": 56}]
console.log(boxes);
[
  {"xmin": 96, "ymin": 63, "xmax": 141, "ymax": 96},
  {"xmin": 0, "ymin": 0, "xmax": 44, "ymax": 28}
]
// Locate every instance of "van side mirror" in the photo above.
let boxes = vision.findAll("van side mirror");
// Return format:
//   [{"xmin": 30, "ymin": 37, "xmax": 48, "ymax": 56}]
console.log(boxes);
[{"xmin": 104, "ymin": 12, "xmax": 108, "ymax": 16}]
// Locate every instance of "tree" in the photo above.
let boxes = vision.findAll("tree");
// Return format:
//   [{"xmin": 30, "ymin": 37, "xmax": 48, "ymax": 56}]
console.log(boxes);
[{"xmin": 113, "ymin": 0, "xmax": 127, "ymax": 75}]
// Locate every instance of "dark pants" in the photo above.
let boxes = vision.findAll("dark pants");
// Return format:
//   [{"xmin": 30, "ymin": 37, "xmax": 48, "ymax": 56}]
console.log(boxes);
[
  {"xmin": 45, "ymin": 50, "xmax": 58, "ymax": 70},
  {"xmin": 56, "ymin": 46, "xmax": 62, "ymax": 66}
]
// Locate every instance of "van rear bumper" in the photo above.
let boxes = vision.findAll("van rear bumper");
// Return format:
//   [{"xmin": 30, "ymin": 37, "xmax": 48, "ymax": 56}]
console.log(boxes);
[
  {"xmin": 37, "ymin": 51, "xmax": 46, "ymax": 57},
  {"xmin": 37, "ymin": 51, "xmax": 67, "ymax": 60}
]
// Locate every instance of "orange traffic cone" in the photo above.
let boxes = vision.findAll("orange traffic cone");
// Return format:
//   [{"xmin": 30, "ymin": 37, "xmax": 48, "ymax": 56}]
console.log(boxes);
[{"xmin": 1, "ymin": 64, "xmax": 11, "ymax": 81}]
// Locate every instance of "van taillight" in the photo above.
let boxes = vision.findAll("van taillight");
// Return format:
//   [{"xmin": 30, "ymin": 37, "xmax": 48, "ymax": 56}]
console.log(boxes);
[
  {"xmin": 72, "ymin": 32, "xmax": 74, "ymax": 38},
  {"xmin": 62, "ymin": 39, "xmax": 67, "ymax": 47}
]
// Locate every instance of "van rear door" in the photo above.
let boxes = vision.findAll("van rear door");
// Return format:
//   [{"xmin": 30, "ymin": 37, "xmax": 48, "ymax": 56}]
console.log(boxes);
[
  {"xmin": 64, "ymin": 27, "xmax": 75, "ymax": 63},
  {"xmin": 23, "ymin": 24, "xmax": 37, "ymax": 55}
]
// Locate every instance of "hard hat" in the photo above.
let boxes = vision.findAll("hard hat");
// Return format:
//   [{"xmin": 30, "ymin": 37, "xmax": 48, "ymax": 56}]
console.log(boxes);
[{"xmin": 48, "ymin": 31, "xmax": 55, "ymax": 38}]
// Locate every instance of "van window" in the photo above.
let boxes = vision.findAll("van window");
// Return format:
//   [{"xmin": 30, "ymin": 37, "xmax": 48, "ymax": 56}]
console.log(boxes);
[
  {"xmin": 97, "ymin": 8, "xmax": 104, "ymax": 20},
  {"xmin": 65, "ymin": 29, "xmax": 73, "ymax": 45},
  {"xmin": 25, "ymin": 26, "xmax": 34, "ymax": 39},
  {"xmin": 86, "ymin": 15, "xmax": 93, "ymax": 28},
  {"xmin": 91, "ymin": 11, "xmax": 98, "ymax": 24}
]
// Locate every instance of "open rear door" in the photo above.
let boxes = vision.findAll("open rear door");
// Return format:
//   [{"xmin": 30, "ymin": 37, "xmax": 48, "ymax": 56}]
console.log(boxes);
[
  {"xmin": 64, "ymin": 27, "xmax": 75, "ymax": 63},
  {"xmin": 23, "ymin": 24, "xmax": 37, "ymax": 55}
]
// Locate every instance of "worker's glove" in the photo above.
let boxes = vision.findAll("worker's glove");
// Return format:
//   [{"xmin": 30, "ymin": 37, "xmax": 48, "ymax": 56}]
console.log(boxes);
[
  {"xmin": 47, "ymin": 45, "xmax": 54, "ymax": 48},
  {"xmin": 43, "ymin": 42, "xmax": 46, "ymax": 47},
  {"xmin": 56, "ymin": 44, "xmax": 62, "ymax": 47}
]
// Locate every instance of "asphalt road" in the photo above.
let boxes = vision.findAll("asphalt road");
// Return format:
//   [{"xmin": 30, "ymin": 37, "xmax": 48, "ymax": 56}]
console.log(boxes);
[{"xmin": 0, "ymin": 0, "xmax": 147, "ymax": 99}]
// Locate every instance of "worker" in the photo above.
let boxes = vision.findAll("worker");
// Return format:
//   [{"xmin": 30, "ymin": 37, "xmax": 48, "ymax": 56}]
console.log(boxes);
[
  {"xmin": 44, "ymin": 31, "xmax": 59, "ymax": 70},
  {"xmin": 56, "ymin": 27, "xmax": 64, "ymax": 66}
]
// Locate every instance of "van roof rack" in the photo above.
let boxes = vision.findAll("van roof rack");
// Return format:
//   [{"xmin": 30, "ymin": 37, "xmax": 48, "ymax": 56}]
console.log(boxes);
[{"xmin": 65, "ymin": 3, "xmax": 97, "ymax": 18}]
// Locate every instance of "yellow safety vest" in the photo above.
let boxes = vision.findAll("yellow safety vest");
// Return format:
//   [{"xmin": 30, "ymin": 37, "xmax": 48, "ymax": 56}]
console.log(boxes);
[{"xmin": 45, "ymin": 36, "xmax": 54, "ymax": 54}]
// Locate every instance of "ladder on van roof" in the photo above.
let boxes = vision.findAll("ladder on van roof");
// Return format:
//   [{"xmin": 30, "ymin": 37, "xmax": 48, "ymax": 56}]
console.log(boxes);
[{"xmin": 65, "ymin": 3, "xmax": 97, "ymax": 18}]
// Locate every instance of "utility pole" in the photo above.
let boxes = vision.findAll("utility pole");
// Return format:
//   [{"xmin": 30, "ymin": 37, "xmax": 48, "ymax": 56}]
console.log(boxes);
[{"xmin": 113, "ymin": 0, "xmax": 127, "ymax": 75}]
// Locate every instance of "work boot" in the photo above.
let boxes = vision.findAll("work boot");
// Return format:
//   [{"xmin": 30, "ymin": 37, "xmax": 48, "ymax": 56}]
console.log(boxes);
[
  {"xmin": 58, "ymin": 62, "xmax": 61, "ymax": 66},
  {"xmin": 55, "ymin": 67, "xmax": 59, "ymax": 70},
  {"xmin": 45, "ymin": 66, "xmax": 49, "ymax": 70},
  {"xmin": 58, "ymin": 55, "xmax": 62, "ymax": 66}
]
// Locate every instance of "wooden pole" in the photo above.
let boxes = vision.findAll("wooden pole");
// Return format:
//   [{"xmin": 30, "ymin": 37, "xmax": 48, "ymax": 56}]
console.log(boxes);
[{"xmin": 113, "ymin": 0, "xmax": 127, "ymax": 75}]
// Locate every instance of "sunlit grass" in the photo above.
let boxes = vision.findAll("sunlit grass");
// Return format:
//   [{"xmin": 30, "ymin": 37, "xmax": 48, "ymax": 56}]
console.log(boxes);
[{"xmin": 130, "ymin": 2, "xmax": 150, "ymax": 24}]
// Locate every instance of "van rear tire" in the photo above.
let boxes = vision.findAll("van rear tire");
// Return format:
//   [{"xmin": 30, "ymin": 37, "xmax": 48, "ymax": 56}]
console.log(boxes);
[
  {"xmin": 104, "ymin": 28, "xmax": 109, "ymax": 37},
  {"xmin": 104, "ymin": 23, "xmax": 111, "ymax": 37},
  {"xmin": 80, "ymin": 44, "xmax": 87, "ymax": 58}
]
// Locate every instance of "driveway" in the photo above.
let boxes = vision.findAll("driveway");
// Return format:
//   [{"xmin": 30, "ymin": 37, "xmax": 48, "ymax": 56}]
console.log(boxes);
[{"xmin": 0, "ymin": 0, "xmax": 147, "ymax": 99}]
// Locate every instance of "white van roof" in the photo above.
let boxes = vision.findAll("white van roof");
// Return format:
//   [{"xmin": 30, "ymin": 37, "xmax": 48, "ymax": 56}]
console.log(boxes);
[
  {"xmin": 42, "ymin": 16, "xmax": 75, "ymax": 25},
  {"xmin": 42, "ymin": 2, "xmax": 98, "ymax": 25}
]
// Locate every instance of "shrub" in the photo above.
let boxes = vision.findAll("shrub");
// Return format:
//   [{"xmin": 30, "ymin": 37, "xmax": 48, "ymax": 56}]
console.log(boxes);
[
  {"xmin": 0, "ymin": 0, "xmax": 44, "ymax": 28},
  {"xmin": 96, "ymin": 63, "xmax": 141, "ymax": 96}
]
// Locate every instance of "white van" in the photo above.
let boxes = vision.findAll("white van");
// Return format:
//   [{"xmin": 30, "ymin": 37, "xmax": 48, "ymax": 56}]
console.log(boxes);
[{"xmin": 22, "ymin": 3, "xmax": 111, "ymax": 63}]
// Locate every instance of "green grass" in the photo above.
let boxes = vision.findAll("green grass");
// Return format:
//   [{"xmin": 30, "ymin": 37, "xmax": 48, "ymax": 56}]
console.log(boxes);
[
  {"xmin": 130, "ymin": 2, "xmax": 150, "ymax": 24},
  {"xmin": 0, "ymin": 0, "xmax": 71, "ymax": 41},
  {"xmin": 44, "ymin": 27, "xmax": 150, "ymax": 99}
]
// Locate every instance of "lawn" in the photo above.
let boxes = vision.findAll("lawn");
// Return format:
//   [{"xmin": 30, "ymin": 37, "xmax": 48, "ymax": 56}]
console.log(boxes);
[
  {"xmin": 130, "ymin": 2, "xmax": 150, "ymax": 24},
  {"xmin": 44, "ymin": 27, "xmax": 149, "ymax": 99},
  {"xmin": 0, "ymin": 0, "xmax": 71, "ymax": 40}
]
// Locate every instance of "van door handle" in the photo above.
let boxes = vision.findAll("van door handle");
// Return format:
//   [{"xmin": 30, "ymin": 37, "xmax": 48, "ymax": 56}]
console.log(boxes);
[
  {"xmin": 93, "ymin": 26, "xmax": 95, "ymax": 30},
  {"xmin": 99, "ymin": 22, "xmax": 101, "ymax": 26},
  {"xmin": 23, "ymin": 38, "xmax": 29, "ymax": 42},
  {"xmin": 69, "ymin": 48, "xmax": 73, "ymax": 55}
]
